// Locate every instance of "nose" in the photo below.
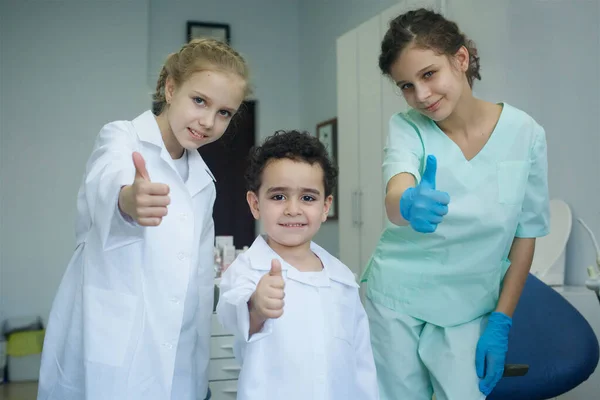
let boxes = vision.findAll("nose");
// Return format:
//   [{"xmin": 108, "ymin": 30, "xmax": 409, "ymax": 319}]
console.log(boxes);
[
  {"xmin": 198, "ymin": 111, "xmax": 216, "ymax": 130},
  {"xmin": 414, "ymin": 83, "xmax": 432, "ymax": 103},
  {"xmin": 284, "ymin": 199, "xmax": 301, "ymax": 216}
]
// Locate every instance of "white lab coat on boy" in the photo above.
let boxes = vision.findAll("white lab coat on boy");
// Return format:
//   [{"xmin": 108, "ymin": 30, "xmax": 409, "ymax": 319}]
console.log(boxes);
[
  {"xmin": 217, "ymin": 235, "xmax": 379, "ymax": 400},
  {"xmin": 38, "ymin": 110, "xmax": 216, "ymax": 400}
]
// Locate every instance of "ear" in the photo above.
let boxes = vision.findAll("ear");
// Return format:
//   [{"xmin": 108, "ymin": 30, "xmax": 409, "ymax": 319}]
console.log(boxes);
[
  {"xmin": 246, "ymin": 191, "xmax": 261, "ymax": 220},
  {"xmin": 454, "ymin": 45, "xmax": 470, "ymax": 73},
  {"xmin": 165, "ymin": 76, "xmax": 176, "ymax": 104},
  {"xmin": 321, "ymin": 194, "xmax": 333, "ymax": 222}
]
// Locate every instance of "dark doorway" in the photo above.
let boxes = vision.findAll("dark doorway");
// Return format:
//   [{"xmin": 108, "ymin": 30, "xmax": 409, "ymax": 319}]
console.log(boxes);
[{"xmin": 198, "ymin": 100, "xmax": 257, "ymax": 249}]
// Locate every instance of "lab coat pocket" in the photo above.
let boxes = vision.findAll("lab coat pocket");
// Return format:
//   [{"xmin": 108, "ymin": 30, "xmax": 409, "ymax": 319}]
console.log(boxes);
[
  {"xmin": 332, "ymin": 300, "xmax": 354, "ymax": 346},
  {"xmin": 497, "ymin": 161, "xmax": 529, "ymax": 205},
  {"xmin": 83, "ymin": 286, "xmax": 138, "ymax": 366}
]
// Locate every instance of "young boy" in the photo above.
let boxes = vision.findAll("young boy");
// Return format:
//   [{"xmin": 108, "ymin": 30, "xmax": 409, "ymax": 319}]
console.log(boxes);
[{"xmin": 216, "ymin": 130, "xmax": 379, "ymax": 400}]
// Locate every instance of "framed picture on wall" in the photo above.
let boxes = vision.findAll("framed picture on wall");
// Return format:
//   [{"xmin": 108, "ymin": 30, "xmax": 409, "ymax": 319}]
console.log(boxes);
[
  {"xmin": 316, "ymin": 118, "xmax": 338, "ymax": 220},
  {"xmin": 186, "ymin": 21, "xmax": 230, "ymax": 44}
]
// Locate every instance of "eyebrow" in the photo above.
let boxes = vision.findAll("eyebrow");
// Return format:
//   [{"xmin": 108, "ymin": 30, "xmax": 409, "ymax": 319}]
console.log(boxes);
[
  {"xmin": 395, "ymin": 64, "xmax": 435, "ymax": 86},
  {"xmin": 191, "ymin": 90, "xmax": 238, "ymax": 113},
  {"xmin": 266, "ymin": 186, "xmax": 321, "ymax": 196}
]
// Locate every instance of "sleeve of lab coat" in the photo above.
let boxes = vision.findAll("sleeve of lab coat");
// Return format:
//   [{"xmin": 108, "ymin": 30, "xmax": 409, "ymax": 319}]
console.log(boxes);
[
  {"xmin": 84, "ymin": 122, "xmax": 145, "ymax": 251},
  {"xmin": 217, "ymin": 257, "xmax": 274, "ymax": 347},
  {"xmin": 353, "ymin": 293, "xmax": 380, "ymax": 400}
]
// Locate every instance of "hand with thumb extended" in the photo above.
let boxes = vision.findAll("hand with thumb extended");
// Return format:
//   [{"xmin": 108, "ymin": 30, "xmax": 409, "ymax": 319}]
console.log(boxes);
[
  {"xmin": 399, "ymin": 155, "xmax": 450, "ymax": 233},
  {"xmin": 118, "ymin": 152, "xmax": 171, "ymax": 226},
  {"xmin": 250, "ymin": 259, "xmax": 285, "ymax": 321}
]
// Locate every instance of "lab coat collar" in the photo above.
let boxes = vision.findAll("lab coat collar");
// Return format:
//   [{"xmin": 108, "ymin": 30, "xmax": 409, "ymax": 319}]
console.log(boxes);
[
  {"xmin": 132, "ymin": 110, "xmax": 215, "ymax": 196},
  {"xmin": 245, "ymin": 235, "xmax": 359, "ymax": 288}
]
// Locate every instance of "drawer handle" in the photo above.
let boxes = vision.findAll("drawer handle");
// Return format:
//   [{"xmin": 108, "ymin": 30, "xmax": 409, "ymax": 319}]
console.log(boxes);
[
  {"xmin": 220, "ymin": 344, "xmax": 234, "ymax": 351},
  {"xmin": 222, "ymin": 388, "xmax": 238, "ymax": 394},
  {"xmin": 222, "ymin": 366, "xmax": 241, "ymax": 372}
]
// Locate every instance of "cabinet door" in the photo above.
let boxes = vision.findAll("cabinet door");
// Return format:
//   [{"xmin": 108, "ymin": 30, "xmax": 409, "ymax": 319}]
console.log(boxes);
[
  {"xmin": 336, "ymin": 29, "xmax": 361, "ymax": 274},
  {"xmin": 357, "ymin": 15, "xmax": 384, "ymax": 272}
]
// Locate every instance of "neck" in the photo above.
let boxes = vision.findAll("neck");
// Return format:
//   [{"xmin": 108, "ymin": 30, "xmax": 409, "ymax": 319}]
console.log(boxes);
[
  {"xmin": 155, "ymin": 112, "xmax": 184, "ymax": 159},
  {"xmin": 436, "ymin": 86, "xmax": 484, "ymax": 138},
  {"xmin": 266, "ymin": 236, "xmax": 314, "ymax": 266}
]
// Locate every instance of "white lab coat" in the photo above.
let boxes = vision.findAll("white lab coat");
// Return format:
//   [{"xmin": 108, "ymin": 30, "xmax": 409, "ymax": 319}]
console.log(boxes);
[
  {"xmin": 217, "ymin": 236, "xmax": 380, "ymax": 400},
  {"xmin": 38, "ymin": 110, "xmax": 216, "ymax": 400}
]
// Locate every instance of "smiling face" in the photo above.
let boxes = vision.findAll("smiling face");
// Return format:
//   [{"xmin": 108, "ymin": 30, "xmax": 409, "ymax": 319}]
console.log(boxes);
[
  {"xmin": 246, "ymin": 158, "xmax": 332, "ymax": 253},
  {"xmin": 390, "ymin": 43, "xmax": 470, "ymax": 122},
  {"xmin": 157, "ymin": 69, "xmax": 246, "ymax": 158}
]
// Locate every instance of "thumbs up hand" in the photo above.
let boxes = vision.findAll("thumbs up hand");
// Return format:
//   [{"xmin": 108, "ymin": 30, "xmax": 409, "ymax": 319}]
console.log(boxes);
[
  {"xmin": 399, "ymin": 155, "xmax": 450, "ymax": 233},
  {"xmin": 250, "ymin": 259, "xmax": 285, "ymax": 321},
  {"xmin": 118, "ymin": 152, "xmax": 171, "ymax": 226}
]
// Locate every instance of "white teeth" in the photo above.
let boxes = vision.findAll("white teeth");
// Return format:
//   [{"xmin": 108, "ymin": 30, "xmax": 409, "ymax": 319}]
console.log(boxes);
[{"xmin": 189, "ymin": 128, "xmax": 205, "ymax": 138}]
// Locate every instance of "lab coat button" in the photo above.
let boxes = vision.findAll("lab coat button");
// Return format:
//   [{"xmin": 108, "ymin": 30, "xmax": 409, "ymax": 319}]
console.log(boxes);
[
  {"xmin": 170, "ymin": 297, "xmax": 180, "ymax": 304},
  {"xmin": 180, "ymin": 213, "xmax": 187, "ymax": 221},
  {"xmin": 162, "ymin": 342, "xmax": 173, "ymax": 350},
  {"xmin": 177, "ymin": 252, "xmax": 185, "ymax": 260}
]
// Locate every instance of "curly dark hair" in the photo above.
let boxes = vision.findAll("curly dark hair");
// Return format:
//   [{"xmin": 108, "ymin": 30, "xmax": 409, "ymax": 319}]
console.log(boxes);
[
  {"xmin": 245, "ymin": 130, "xmax": 338, "ymax": 197},
  {"xmin": 379, "ymin": 8, "xmax": 481, "ymax": 87}
]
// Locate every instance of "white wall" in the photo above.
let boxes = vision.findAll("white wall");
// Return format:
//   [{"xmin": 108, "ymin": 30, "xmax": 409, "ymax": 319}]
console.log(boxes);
[
  {"xmin": 298, "ymin": 0, "xmax": 401, "ymax": 257},
  {"xmin": 446, "ymin": 0, "xmax": 600, "ymax": 285},
  {"xmin": 148, "ymin": 0, "xmax": 301, "ymax": 140},
  {"xmin": 148, "ymin": 0, "xmax": 301, "ymax": 239},
  {"xmin": 0, "ymin": 0, "xmax": 150, "ymax": 322},
  {"xmin": 1, "ymin": 0, "xmax": 597, "ymax": 324},
  {"xmin": 305, "ymin": 0, "xmax": 600, "ymax": 284},
  {"xmin": 0, "ymin": 0, "xmax": 302, "ymax": 323}
]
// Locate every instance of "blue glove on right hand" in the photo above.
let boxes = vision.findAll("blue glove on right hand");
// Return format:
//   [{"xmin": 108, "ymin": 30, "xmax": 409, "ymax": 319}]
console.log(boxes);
[{"xmin": 399, "ymin": 155, "xmax": 450, "ymax": 233}]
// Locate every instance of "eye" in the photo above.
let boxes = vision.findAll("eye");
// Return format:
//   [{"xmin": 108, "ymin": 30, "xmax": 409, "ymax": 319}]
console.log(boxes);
[
  {"xmin": 302, "ymin": 195, "xmax": 316, "ymax": 202},
  {"xmin": 271, "ymin": 194, "xmax": 285, "ymax": 201},
  {"xmin": 423, "ymin": 71, "xmax": 435, "ymax": 79},
  {"xmin": 193, "ymin": 97, "xmax": 206, "ymax": 106},
  {"xmin": 218, "ymin": 110, "xmax": 232, "ymax": 118},
  {"xmin": 399, "ymin": 83, "xmax": 413, "ymax": 91}
]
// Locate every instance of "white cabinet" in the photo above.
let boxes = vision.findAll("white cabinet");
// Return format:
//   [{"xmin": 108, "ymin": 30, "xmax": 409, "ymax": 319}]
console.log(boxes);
[
  {"xmin": 208, "ymin": 313, "xmax": 240, "ymax": 400},
  {"xmin": 336, "ymin": 0, "xmax": 442, "ymax": 278}
]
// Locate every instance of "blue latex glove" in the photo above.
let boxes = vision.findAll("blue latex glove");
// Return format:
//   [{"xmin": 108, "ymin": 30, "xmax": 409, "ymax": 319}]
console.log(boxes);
[
  {"xmin": 399, "ymin": 155, "xmax": 450, "ymax": 233},
  {"xmin": 476, "ymin": 311, "xmax": 513, "ymax": 396}
]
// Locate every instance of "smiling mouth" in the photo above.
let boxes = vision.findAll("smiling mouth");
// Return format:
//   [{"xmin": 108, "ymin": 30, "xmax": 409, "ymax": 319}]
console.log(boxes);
[
  {"xmin": 279, "ymin": 223, "xmax": 307, "ymax": 227},
  {"xmin": 425, "ymin": 100, "xmax": 441, "ymax": 111},
  {"xmin": 188, "ymin": 127, "xmax": 208, "ymax": 139}
]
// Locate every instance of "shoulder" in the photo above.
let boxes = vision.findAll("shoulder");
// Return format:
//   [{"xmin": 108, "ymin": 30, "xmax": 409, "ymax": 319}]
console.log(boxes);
[
  {"xmin": 310, "ymin": 242, "xmax": 358, "ymax": 289},
  {"xmin": 95, "ymin": 113, "xmax": 147, "ymax": 147},
  {"xmin": 501, "ymin": 103, "xmax": 544, "ymax": 133},
  {"xmin": 389, "ymin": 109, "xmax": 434, "ymax": 137},
  {"xmin": 220, "ymin": 250, "xmax": 259, "ymax": 286},
  {"xmin": 499, "ymin": 103, "xmax": 546, "ymax": 151}
]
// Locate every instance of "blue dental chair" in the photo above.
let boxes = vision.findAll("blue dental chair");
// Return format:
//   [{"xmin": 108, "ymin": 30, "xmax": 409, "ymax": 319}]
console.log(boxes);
[{"xmin": 489, "ymin": 273, "xmax": 599, "ymax": 400}]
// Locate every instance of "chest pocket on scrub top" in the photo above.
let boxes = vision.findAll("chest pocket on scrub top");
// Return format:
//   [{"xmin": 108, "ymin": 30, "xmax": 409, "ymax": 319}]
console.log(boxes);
[{"xmin": 497, "ymin": 161, "xmax": 530, "ymax": 205}]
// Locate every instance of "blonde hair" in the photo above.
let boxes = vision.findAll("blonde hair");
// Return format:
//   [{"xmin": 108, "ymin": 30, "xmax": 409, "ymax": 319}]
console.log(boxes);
[{"xmin": 152, "ymin": 38, "xmax": 251, "ymax": 115}]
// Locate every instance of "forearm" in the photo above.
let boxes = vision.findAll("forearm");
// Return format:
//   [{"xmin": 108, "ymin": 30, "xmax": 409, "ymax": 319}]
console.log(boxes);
[
  {"xmin": 248, "ymin": 295, "xmax": 266, "ymax": 337},
  {"xmin": 496, "ymin": 237, "xmax": 536, "ymax": 317},
  {"xmin": 385, "ymin": 173, "xmax": 415, "ymax": 226}
]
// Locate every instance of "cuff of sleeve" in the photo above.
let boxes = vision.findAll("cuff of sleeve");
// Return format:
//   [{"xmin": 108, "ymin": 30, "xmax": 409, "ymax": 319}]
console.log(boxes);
[
  {"xmin": 237, "ymin": 294, "xmax": 274, "ymax": 343},
  {"xmin": 101, "ymin": 173, "xmax": 144, "ymax": 251},
  {"xmin": 383, "ymin": 161, "xmax": 421, "ymax": 187},
  {"xmin": 515, "ymin": 226, "xmax": 550, "ymax": 239}
]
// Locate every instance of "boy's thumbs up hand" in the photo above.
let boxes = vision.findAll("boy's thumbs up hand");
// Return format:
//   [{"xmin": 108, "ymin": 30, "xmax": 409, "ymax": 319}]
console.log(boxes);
[{"xmin": 250, "ymin": 259, "xmax": 285, "ymax": 321}]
